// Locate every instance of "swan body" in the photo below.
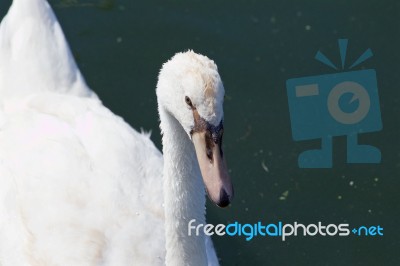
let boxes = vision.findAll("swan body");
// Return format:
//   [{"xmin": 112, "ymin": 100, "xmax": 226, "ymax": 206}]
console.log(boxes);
[
  {"xmin": 0, "ymin": 93, "xmax": 166, "ymax": 265},
  {"xmin": 0, "ymin": 0, "xmax": 232, "ymax": 265}
]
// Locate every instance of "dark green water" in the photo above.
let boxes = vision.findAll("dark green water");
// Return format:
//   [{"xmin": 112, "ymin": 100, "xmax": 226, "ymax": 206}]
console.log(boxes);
[{"xmin": 1, "ymin": 0, "xmax": 399, "ymax": 265}]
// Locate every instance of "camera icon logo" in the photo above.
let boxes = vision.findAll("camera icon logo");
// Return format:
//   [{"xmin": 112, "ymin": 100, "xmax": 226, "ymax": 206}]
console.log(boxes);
[{"xmin": 286, "ymin": 39, "xmax": 382, "ymax": 168}]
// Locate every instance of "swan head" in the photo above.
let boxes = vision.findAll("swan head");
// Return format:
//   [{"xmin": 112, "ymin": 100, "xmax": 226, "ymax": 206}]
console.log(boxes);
[{"xmin": 157, "ymin": 50, "xmax": 233, "ymax": 207}]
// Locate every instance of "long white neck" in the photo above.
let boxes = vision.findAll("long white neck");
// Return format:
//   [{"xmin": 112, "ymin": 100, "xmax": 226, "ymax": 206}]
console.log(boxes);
[{"xmin": 159, "ymin": 107, "xmax": 207, "ymax": 266}]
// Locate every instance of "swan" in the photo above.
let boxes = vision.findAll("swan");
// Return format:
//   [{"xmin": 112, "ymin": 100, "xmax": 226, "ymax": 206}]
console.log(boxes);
[{"xmin": 0, "ymin": 0, "xmax": 233, "ymax": 265}]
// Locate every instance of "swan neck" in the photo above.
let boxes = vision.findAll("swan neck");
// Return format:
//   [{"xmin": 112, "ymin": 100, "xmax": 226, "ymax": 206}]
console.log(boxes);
[{"xmin": 159, "ymin": 108, "xmax": 207, "ymax": 266}]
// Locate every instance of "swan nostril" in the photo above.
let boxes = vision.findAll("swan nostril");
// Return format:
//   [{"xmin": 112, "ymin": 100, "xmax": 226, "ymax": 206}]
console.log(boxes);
[
  {"xmin": 206, "ymin": 147, "xmax": 213, "ymax": 161},
  {"xmin": 217, "ymin": 189, "xmax": 231, "ymax": 208}
]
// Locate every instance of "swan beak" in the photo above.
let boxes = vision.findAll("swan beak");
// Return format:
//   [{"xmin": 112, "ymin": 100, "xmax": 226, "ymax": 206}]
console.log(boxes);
[{"xmin": 192, "ymin": 129, "xmax": 233, "ymax": 208}]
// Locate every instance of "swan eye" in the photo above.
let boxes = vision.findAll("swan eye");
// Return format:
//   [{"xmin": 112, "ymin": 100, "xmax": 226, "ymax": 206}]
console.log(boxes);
[{"xmin": 185, "ymin": 96, "xmax": 193, "ymax": 108}]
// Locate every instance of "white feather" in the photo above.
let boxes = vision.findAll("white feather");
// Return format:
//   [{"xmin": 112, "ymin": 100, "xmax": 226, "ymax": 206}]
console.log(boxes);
[{"xmin": 0, "ymin": 1, "xmax": 221, "ymax": 265}]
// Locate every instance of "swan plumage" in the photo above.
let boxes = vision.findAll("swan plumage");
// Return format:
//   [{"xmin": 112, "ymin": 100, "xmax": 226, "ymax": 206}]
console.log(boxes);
[
  {"xmin": 0, "ymin": 93, "xmax": 166, "ymax": 265},
  {"xmin": 0, "ymin": 0, "xmax": 230, "ymax": 265},
  {"xmin": 0, "ymin": 0, "xmax": 93, "ymax": 98}
]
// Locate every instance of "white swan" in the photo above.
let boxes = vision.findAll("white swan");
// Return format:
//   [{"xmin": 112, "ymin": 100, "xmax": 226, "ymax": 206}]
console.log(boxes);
[{"xmin": 0, "ymin": 0, "xmax": 233, "ymax": 265}]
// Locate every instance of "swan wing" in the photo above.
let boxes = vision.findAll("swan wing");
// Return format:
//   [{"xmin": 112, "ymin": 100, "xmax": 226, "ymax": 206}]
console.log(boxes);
[
  {"xmin": 0, "ymin": 94, "xmax": 165, "ymax": 265},
  {"xmin": 0, "ymin": 0, "xmax": 94, "ymax": 99}
]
